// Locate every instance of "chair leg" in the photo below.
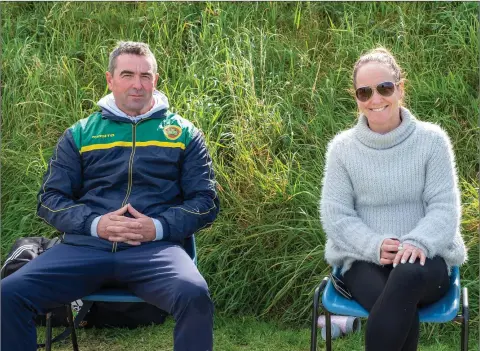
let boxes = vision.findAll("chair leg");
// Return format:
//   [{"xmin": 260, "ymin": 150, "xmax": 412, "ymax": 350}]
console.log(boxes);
[
  {"xmin": 460, "ymin": 287, "xmax": 469, "ymax": 351},
  {"xmin": 66, "ymin": 300, "xmax": 94, "ymax": 351},
  {"xmin": 45, "ymin": 312, "xmax": 53, "ymax": 351},
  {"xmin": 72, "ymin": 301, "xmax": 94, "ymax": 328},
  {"xmin": 310, "ymin": 278, "xmax": 327, "ymax": 351},
  {"xmin": 325, "ymin": 309, "xmax": 332, "ymax": 351},
  {"xmin": 66, "ymin": 304, "xmax": 79, "ymax": 351}
]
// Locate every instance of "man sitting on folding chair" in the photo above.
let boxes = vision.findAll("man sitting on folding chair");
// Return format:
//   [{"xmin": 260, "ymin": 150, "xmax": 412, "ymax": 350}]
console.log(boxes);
[
  {"xmin": 319, "ymin": 48, "xmax": 467, "ymax": 351},
  {"xmin": 1, "ymin": 41, "xmax": 220, "ymax": 351}
]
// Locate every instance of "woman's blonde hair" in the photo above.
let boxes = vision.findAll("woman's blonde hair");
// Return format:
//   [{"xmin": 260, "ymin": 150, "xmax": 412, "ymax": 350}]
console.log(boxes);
[{"xmin": 353, "ymin": 47, "xmax": 403, "ymax": 88}]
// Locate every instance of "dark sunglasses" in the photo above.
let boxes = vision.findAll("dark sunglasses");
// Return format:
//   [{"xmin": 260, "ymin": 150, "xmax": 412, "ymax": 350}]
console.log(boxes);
[{"xmin": 355, "ymin": 81, "xmax": 399, "ymax": 102}]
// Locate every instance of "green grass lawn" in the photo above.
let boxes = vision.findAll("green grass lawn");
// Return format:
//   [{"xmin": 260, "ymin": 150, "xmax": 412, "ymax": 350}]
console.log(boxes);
[{"xmin": 38, "ymin": 315, "xmax": 477, "ymax": 351}]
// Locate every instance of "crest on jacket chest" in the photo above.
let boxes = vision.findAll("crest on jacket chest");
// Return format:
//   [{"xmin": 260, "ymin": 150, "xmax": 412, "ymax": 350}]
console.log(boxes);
[{"xmin": 163, "ymin": 125, "xmax": 182, "ymax": 140}]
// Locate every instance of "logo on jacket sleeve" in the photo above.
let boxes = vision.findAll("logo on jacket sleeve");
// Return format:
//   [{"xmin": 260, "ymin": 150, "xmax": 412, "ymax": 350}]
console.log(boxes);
[{"xmin": 164, "ymin": 125, "xmax": 182, "ymax": 140}]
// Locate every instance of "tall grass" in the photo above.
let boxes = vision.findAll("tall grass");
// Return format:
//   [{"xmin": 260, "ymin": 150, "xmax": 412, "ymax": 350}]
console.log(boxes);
[{"xmin": 2, "ymin": 2, "xmax": 478, "ymax": 337}]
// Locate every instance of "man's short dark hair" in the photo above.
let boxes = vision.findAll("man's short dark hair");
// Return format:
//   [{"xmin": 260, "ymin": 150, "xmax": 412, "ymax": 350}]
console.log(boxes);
[{"xmin": 108, "ymin": 41, "xmax": 158, "ymax": 74}]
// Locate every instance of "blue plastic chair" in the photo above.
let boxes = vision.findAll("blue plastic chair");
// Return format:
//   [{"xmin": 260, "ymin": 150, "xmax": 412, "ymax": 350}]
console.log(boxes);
[
  {"xmin": 45, "ymin": 236, "xmax": 197, "ymax": 351},
  {"xmin": 310, "ymin": 266, "xmax": 469, "ymax": 351}
]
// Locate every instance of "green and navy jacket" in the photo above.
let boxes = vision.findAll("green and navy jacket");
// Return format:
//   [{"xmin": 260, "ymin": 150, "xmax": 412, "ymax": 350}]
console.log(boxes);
[{"xmin": 37, "ymin": 106, "xmax": 219, "ymax": 250}]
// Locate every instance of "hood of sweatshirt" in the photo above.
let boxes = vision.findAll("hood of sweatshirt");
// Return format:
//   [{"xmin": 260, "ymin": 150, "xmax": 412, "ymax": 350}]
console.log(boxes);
[{"xmin": 97, "ymin": 90, "xmax": 170, "ymax": 120}]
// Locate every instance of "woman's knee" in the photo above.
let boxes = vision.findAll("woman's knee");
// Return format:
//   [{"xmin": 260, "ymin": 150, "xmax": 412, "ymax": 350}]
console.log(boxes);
[
  {"xmin": 389, "ymin": 262, "xmax": 427, "ymax": 287},
  {"xmin": 344, "ymin": 261, "xmax": 389, "ymax": 310}
]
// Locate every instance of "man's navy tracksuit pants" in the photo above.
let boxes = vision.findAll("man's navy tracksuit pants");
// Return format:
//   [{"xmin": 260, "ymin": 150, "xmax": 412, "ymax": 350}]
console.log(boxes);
[{"xmin": 1, "ymin": 241, "xmax": 214, "ymax": 351}]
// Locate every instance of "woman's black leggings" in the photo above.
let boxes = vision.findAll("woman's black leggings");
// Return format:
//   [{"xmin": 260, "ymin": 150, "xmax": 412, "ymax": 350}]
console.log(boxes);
[{"xmin": 343, "ymin": 256, "xmax": 450, "ymax": 351}]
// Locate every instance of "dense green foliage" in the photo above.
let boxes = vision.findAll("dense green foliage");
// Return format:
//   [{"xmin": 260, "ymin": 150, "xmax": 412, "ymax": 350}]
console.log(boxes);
[{"xmin": 2, "ymin": 3, "xmax": 478, "ymax": 340}]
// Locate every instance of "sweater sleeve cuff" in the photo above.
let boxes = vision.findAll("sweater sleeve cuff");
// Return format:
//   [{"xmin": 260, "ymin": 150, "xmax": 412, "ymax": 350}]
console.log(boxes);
[
  {"xmin": 373, "ymin": 235, "xmax": 398, "ymax": 265},
  {"xmin": 90, "ymin": 216, "xmax": 102, "ymax": 237},
  {"xmin": 401, "ymin": 239, "xmax": 430, "ymax": 258},
  {"xmin": 152, "ymin": 218, "xmax": 164, "ymax": 241},
  {"xmin": 158, "ymin": 217, "xmax": 171, "ymax": 241},
  {"xmin": 84, "ymin": 213, "xmax": 99, "ymax": 236}
]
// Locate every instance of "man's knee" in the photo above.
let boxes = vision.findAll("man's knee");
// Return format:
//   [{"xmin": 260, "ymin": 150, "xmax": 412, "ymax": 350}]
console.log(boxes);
[
  {"xmin": 1, "ymin": 275, "xmax": 29, "ymax": 311},
  {"xmin": 2, "ymin": 277, "xmax": 16, "ymax": 301},
  {"xmin": 171, "ymin": 275, "xmax": 213, "ymax": 314},
  {"xmin": 2, "ymin": 272, "xmax": 50, "ymax": 314}
]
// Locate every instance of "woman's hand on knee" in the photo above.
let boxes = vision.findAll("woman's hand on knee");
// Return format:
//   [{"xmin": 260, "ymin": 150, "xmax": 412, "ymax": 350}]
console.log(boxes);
[{"xmin": 393, "ymin": 243, "xmax": 426, "ymax": 267}]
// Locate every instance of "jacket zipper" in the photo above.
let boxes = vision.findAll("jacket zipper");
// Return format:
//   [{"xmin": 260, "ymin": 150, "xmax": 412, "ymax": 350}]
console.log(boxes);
[
  {"xmin": 114, "ymin": 118, "xmax": 150, "ymax": 252},
  {"xmin": 121, "ymin": 123, "xmax": 136, "ymax": 207}
]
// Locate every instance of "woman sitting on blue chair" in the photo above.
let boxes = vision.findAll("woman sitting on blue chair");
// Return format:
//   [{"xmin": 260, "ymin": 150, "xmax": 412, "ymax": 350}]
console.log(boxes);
[{"xmin": 320, "ymin": 47, "xmax": 467, "ymax": 351}]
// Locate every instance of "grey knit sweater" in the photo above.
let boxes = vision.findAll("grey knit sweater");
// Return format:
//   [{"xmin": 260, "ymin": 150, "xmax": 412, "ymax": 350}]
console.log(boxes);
[{"xmin": 320, "ymin": 107, "xmax": 466, "ymax": 275}]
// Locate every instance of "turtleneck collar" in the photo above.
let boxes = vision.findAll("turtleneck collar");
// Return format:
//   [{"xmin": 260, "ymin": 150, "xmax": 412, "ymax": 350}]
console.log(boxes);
[{"xmin": 353, "ymin": 107, "xmax": 417, "ymax": 150}]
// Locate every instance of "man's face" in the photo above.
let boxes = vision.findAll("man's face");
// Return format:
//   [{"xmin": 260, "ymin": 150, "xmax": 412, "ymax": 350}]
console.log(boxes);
[{"xmin": 106, "ymin": 54, "xmax": 159, "ymax": 116}]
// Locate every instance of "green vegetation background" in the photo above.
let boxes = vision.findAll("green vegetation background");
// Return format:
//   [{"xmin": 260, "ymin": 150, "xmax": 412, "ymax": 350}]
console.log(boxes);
[{"xmin": 2, "ymin": 1, "xmax": 478, "ymax": 343}]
